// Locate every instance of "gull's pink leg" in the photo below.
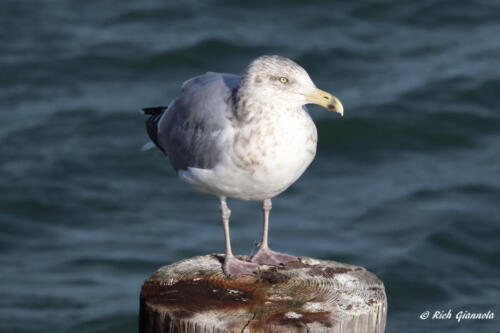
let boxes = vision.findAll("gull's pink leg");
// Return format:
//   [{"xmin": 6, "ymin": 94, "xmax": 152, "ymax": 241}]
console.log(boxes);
[
  {"xmin": 251, "ymin": 199, "xmax": 298, "ymax": 265},
  {"xmin": 219, "ymin": 197, "xmax": 258, "ymax": 276}
]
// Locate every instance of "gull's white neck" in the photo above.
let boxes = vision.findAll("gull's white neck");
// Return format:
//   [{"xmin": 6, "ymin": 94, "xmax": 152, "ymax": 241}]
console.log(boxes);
[{"xmin": 233, "ymin": 85, "xmax": 306, "ymax": 124}]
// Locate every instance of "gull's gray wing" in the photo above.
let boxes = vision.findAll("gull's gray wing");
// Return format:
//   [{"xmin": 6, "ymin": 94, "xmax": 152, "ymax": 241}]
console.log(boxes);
[{"xmin": 150, "ymin": 72, "xmax": 240, "ymax": 172}]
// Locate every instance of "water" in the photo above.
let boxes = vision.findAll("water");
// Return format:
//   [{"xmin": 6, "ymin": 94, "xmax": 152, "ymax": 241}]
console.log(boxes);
[{"xmin": 1, "ymin": 1, "xmax": 499, "ymax": 332}]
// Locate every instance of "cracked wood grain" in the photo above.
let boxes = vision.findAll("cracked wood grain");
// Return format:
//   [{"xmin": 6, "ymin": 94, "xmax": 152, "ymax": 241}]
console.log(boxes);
[{"xmin": 139, "ymin": 254, "xmax": 387, "ymax": 333}]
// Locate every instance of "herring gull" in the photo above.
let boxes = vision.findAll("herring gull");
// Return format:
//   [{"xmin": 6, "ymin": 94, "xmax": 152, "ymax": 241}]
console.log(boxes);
[{"xmin": 143, "ymin": 55, "xmax": 343, "ymax": 276}]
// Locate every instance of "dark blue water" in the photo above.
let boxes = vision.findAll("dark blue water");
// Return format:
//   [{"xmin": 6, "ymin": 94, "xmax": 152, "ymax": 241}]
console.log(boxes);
[{"xmin": 1, "ymin": 1, "xmax": 499, "ymax": 332}]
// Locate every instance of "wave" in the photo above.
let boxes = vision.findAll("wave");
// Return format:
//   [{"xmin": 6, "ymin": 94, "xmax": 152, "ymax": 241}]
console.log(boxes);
[{"xmin": 316, "ymin": 110, "xmax": 500, "ymax": 159}]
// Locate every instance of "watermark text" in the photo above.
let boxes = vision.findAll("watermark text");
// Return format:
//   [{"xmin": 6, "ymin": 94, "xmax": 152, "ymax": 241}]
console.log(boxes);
[{"xmin": 419, "ymin": 310, "xmax": 494, "ymax": 323}]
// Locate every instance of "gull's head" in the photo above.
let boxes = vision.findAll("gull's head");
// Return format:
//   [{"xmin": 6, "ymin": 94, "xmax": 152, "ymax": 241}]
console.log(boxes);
[{"xmin": 239, "ymin": 55, "xmax": 343, "ymax": 116}]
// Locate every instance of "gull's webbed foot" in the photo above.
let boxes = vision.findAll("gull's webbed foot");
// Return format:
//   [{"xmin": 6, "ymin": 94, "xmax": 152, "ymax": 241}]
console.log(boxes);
[
  {"xmin": 223, "ymin": 256, "xmax": 258, "ymax": 277},
  {"xmin": 251, "ymin": 247, "xmax": 299, "ymax": 265}
]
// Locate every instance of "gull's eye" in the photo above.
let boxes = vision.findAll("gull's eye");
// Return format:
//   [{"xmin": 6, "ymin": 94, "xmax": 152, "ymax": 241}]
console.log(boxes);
[{"xmin": 279, "ymin": 77, "xmax": 288, "ymax": 83}]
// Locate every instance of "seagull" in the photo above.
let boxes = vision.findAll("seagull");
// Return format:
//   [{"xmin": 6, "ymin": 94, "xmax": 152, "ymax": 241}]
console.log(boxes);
[{"xmin": 143, "ymin": 55, "xmax": 343, "ymax": 276}]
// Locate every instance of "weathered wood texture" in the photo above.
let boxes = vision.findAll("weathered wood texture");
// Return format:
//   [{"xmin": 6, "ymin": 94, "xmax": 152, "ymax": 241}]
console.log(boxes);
[{"xmin": 139, "ymin": 255, "xmax": 387, "ymax": 333}]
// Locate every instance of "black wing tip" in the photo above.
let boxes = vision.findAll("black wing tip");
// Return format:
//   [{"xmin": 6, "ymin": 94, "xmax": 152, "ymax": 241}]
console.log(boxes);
[
  {"xmin": 144, "ymin": 106, "xmax": 167, "ymax": 155},
  {"xmin": 141, "ymin": 106, "xmax": 168, "ymax": 115}
]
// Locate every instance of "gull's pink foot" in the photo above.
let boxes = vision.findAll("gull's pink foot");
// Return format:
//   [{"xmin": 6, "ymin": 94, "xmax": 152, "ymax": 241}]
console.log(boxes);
[
  {"xmin": 223, "ymin": 256, "xmax": 258, "ymax": 277},
  {"xmin": 251, "ymin": 248, "xmax": 299, "ymax": 265}
]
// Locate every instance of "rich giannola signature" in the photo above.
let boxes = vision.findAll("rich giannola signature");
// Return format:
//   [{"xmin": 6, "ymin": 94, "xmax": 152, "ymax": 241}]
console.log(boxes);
[{"xmin": 419, "ymin": 309, "xmax": 494, "ymax": 323}]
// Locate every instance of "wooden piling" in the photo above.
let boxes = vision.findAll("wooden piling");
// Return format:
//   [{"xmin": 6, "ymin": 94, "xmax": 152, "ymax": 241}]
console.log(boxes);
[{"xmin": 139, "ymin": 254, "xmax": 387, "ymax": 333}]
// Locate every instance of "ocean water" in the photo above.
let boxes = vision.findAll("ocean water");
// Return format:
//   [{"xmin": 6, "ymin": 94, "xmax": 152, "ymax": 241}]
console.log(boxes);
[{"xmin": 1, "ymin": 1, "xmax": 499, "ymax": 332}]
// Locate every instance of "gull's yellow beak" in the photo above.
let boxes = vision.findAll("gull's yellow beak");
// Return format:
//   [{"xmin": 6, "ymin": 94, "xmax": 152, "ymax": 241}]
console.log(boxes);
[{"xmin": 305, "ymin": 88, "xmax": 344, "ymax": 116}]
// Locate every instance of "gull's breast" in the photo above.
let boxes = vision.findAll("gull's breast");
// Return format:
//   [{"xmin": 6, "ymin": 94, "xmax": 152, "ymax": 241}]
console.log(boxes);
[
  {"xmin": 178, "ymin": 108, "xmax": 318, "ymax": 200},
  {"xmin": 229, "ymin": 109, "xmax": 318, "ymax": 198}
]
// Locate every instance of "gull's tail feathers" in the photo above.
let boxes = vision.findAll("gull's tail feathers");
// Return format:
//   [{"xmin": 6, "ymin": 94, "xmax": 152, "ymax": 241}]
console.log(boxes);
[
  {"xmin": 141, "ymin": 141, "xmax": 157, "ymax": 152},
  {"xmin": 142, "ymin": 106, "xmax": 168, "ymax": 154}
]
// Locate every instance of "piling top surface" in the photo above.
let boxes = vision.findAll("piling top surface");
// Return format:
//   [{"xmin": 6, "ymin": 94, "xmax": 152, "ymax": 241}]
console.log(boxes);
[{"xmin": 140, "ymin": 254, "xmax": 387, "ymax": 332}]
